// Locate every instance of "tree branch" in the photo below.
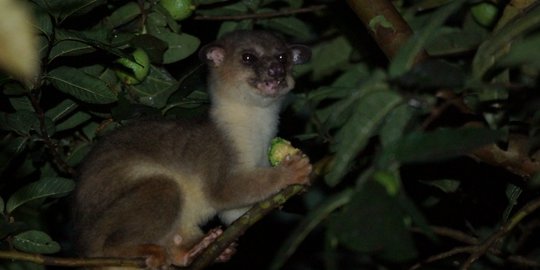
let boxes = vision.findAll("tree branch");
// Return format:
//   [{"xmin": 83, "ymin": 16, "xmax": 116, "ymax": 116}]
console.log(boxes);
[
  {"xmin": 0, "ymin": 183, "xmax": 314, "ymax": 269},
  {"xmin": 470, "ymin": 134, "xmax": 540, "ymax": 178},
  {"xmin": 0, "ymin": 250, "xmax": 145, "ymax": 268},
  {"xmin": 345, "ymin": 0, "xmax": 428, "ymax": 62},
  {"xmin": 187, "ymin": 184, "xmax": 306, "ymax": 269}
]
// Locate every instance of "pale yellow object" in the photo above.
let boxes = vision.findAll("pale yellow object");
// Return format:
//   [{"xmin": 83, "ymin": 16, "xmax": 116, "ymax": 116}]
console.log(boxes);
[{"xmin": 0, "ymin": 0, "xmax": 40, "ymax": 86}]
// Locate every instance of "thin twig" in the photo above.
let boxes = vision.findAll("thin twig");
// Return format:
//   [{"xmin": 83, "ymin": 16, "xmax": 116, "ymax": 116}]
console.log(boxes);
[
  {"xmin": 420, "ymin": 90, "xmax": 473, "ymax": 130},
  {"xmin": 507, "ymin": 255, "xmax": 540, "ymax": 267},
  {"xmin": 187, "ymin": 184, "xmax": 306, "ymax": 269},
  {"xmin": 514, "ymin": 219, "xmax": 540, "ymax": 252},
  {"xmin": 194, "ymin": 5, "xmax": 326, "ymax": 21},
  {"xmin": 411, "ymin": 226, "xmax": 479, "ymax": 245},
  {"xmin": 461, "ymin": 196, "xmax": 540, "ymax": 269},
  {"xmin": 27, "ymin": 93, "xmax": 77, "ymax": 176},
  {"xmin": 410, "ymin": 196, "xmax": 540, "ymax": 269},
  {"xmin": 410, "ymin": 246, "xmax": 475, "ymax": 270},
  {"xmin": 0, "ymin": 250, "xmax": 145, "ymax": 268}
]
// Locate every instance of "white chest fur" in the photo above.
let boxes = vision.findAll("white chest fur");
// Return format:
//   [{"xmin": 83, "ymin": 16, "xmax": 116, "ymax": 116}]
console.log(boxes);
[{"xmin": 210, "ymin": 99, "xmax": 281, "ymax": 168}]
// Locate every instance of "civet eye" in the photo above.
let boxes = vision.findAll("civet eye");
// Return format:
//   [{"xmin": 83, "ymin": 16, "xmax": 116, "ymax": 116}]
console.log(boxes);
[
  {"xmin": 277, "ymin": 54, "xmax": 287, "ymax": 63},
  {"xmin": 242, "ymin": 53, "xmax": 257, "ymax": 64}
]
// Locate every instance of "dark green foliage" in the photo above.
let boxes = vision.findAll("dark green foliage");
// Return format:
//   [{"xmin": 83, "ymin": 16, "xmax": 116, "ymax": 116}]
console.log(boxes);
[
  {"xmin": 329, "ymin": 181, "xmax": 418, "ymax": 262},
  {"xmin": 1, "ymin": 0, "xmax": 540, "ymax": 269}
]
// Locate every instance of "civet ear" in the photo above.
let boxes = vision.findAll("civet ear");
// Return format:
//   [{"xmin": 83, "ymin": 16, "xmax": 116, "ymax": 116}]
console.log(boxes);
[
  {"xmin": 289, "ymin": 44, "xmax": 311, "ymax": 65},
  {"xmin": 199, "ymin": 43, "xmax": 226, "ymax": 67}
]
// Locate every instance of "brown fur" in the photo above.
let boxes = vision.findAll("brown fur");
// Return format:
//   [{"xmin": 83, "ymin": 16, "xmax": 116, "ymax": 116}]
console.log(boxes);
[{"xmin": 73, "ymin": 30, "xmax": 311, "ymax": 269}]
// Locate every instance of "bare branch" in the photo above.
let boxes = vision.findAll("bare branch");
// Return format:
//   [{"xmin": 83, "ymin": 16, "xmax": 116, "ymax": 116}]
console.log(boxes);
[
  {"xmin": 187, "ymin": 184, "xmax": 306, "ymax": 269},
  {"xmin": 194, "ymin": 5, "xmax": 326, "ymax": 21},
  {"xmin": 410, "ymin": 196, "xmax": 540, "ymax": 269},
  {"xmin": 0, "ymin": 250, "xmax": 145, "ymax": 268}
]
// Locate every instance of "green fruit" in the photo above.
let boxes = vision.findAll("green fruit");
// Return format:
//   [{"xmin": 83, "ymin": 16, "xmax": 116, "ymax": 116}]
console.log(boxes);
[
  {"xmin": 159, "ymin": 0, "xmax": 194, "ymax": 21},
  {"xmin": 373, "ymin": 170, "xmax": 400, "ymax": 196},
  {"xmin": 115, "ymin": 48, "xmax": 150, "ymax": 85},
  {"xmin": 268, "ymin": 137, "xmax": 300, "ymax": 167},
  {"xmin": 471, "ymin": 2, "xmax": 498, "ymax": 27}
]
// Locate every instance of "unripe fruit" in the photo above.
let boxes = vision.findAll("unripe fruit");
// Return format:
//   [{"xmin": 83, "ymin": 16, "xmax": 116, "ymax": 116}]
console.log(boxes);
[
  {"xmin": 268, "ymin": 137, "xmax": 300, "ymax": 166},
  {"xmin": 115, "ymin": 48, "xmax": 150, "ymax": 85},
  {"xmin": 471, "ymin": 2, "xmax": 498, "ymax": 27}
]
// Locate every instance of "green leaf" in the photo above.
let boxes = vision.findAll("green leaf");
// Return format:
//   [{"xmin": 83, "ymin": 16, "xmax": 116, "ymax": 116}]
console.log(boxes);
[
  {"xmin": 385, "ymin": 128, "xmax": 503, "ymax": 164},
  {"xmin": 13, "ymin": 230, "xmax": 61, "ymax": 254},
  {"xmin": 3, "ymin": 82, "xmax": 30, "ymax": 95},
  {"xmin": 33, "ymin": 0, "xmax": 106, "ymax": 21},
  {"xmin": 106, "ymin": 1, "xmax": 141, "ymax": 28},
  {"xmin": 44, "ymin": 99, "xmax": 78, "ymax": 122},
  {"xmin": 55, "ymin": 111, "xmax": 92, "ymax": 132},
  {"xmin": 130, "ymin": 34, "xmax": 168, "ymax": 64},
  {"xmin": 419, "ymin": 179, "xmax": 461, "ymax": 193},
  {"xmin": 147, "ymin": 11, "xmax": 167, "ymax": 28},
  {"xmin": 311, "ymin": 36, "xmax": 353, "ymax": 80},
  {"xmin": 33, "ymin": 5, "xmax": 54, "ymax": 37},
  {"xmin": 49, "ymin": 40, "xmax": 94, "ymax": 62},
  {"xmin": 81, "ymin": 121, "xmax": 101, "ymax": 141},
  {"xmin": 379, "ymin": 104, "xmax": 414, "ymax": 147},
  {"xmin": 6, "ymin": 177, "xmax": 76, "ymax": 214},
  {"xmin": 154, "ymin": 32, "xmax": 200, "ymax": 64},
  {"xmin": 499, "ymin": 34, "xmax": 540, "ymax": 68},
  {"xmin": 37, "ymin": 35, "xmax": 51, "ymax": 61},
  {"xmin": 0, "ymin": 137, "xmax": 28, "ymax": 174},
  {"xmin": 49, "ymin": 29, "xmax": 109, "ymax": 62},
  {"xmin": 331, "ymin": 64, "xmax": 371, "ymax": 88},
  {"xmin": 48, "ymin": 66, "xmax": 117, "ymax": 104},
  {"xmin": 472, "ymin": 3, "xmax": 540, "ymax": 80},
  {"xmin": 373, "ymin": 170, "xmax": 401, "ymax": 196},
  {"xmin": 425, "ymin": 16, "xmax": 489, "ymax": 56},
  {"xmin": 389, "ymin": 0, "xmax": 466, "ymax": 77},
  {"xmin": 328, "ymin": 181, "xmax": 418, "ymax": 262},
  {"xmin": 9, "ymin": 96, "xmax": 34, "ymax": 112},
  {"xmin": 0, "ymin": 110, "xmax": 38, "ymax": 135},
  {"xmin": 322, "ymin": 70, "xmax": 388, "ymax": 129},
  {"xmin": 0, "ymin": 104, "xmax": 53, "ymax": 137},
  {"xmin": 0, "ymin": 196, "xmax": 4, "ymax": 213},
  {"xmin": 326, "ymin": 90, "xmax": 402, "ymax": 186},
  {"xmin": 130, "ymin": 72, "xmax": 179, "ymax": 108},
  {"xmin": 66, "ymin": 143, "xmax": 92, "ymax": 167},
  {"xmin": 38, "ymin": 116, "xmax": 57, "ymax": 137}
]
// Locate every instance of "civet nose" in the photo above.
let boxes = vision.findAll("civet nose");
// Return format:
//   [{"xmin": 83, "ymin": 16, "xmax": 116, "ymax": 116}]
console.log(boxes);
[{"xmin": 268, "ymin": 62, "xmax": 285, "ymax": 78}]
